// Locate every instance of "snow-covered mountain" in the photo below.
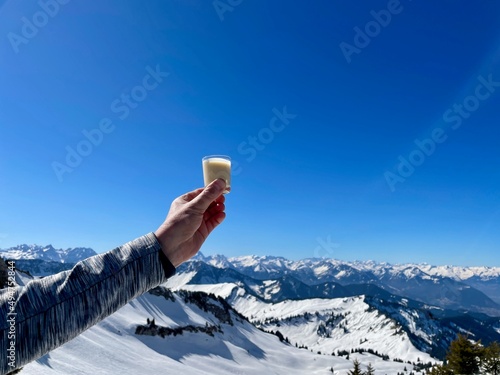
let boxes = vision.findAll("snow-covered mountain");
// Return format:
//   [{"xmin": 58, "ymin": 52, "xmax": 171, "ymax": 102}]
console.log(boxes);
[
  {"xmin": 0, "ymin": 244, "xmax": 96, "ymax": 263},
  {"xmin": 7, "ymin": 246, "xmax": 500, "ymax": 373},
  {"xmin": 419, "ymin": 264, "xmax": 500, "ymax": 306},
  {"xmin": 198, "ymin": 253, "xmax": 500, "ymax": 284},
  {"xmin": 169, "ymin": 261, "xmax": 500, "ymax": 361},
  {"xmin": 20, "ymin": 286, "xmax": 418, "ymax": 375},
  {"xmin": 0, "ymin": 244, "xmax": 97, "ymax": 276},
  {"xmin": 195, "ymin": 253, "xmax": 500, "ymax": 315},
  {"xmin": 169, "ymin": 280, "xmax": 436, "ymax": 364}
]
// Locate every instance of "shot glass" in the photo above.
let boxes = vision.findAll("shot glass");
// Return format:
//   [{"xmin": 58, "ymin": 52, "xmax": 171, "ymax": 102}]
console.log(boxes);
[{"xmin": 202, "ymin": 155, "xmax": 231, "ymax": 194}]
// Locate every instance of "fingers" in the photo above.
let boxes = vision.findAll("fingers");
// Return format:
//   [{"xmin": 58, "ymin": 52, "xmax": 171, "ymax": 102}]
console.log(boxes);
[
  {"xmin": 204, "ymin": 200, "xmax": 225, "ymax": 220},
  {"xmin": 191, "ymin": 179, "xmax": 226, "ymax": 212},
  {"xmin": 214, "ymin": 194, "xmax": 225, "ymax": 205},
  {"xmin": 181, "ymin": 188, "xmax": 204, "ymax": 202},
  {"xmin": 201, "ymin": 194, "xmax": 226, "ymax": 235},
  {"xmin": 204, "ymin": 211, "xmax": 226, "ymax": 234},
  {"xmin": 181, "ymin": 182, "xmax": 226, "ymax": 205}
]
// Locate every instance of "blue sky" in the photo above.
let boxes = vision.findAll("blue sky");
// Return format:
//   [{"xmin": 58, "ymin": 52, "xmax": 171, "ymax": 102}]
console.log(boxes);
[{"xmin": 1, "ymin": 0, "xmax": 499, "ymax": 266}]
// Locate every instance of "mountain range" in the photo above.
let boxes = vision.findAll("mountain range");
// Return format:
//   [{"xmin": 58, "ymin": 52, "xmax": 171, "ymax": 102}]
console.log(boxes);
[
  {"xmin": 0, "ymin": 244, "xmax": 97, "ymax": 276},
  {"xmin": 4, "ymin": 244, "xmax": 500, "ymax": 373},
  {"xmin": 169, "ymin": 259, "xmax": 500, "ymax": 360},
  {"xmin": 0, "ymin": 243, "xmax": 96, "ymax": 263},
  {"xmin": 19, "ymin": 285, "xmax": 420, "ymax": 375},
  {"xmin": 195, "ymin": 253, "xmax": 500, "ymax": 314},
  {"xmin": 3, "ymin": 244, "xmax": 499, "ymax": 312}
]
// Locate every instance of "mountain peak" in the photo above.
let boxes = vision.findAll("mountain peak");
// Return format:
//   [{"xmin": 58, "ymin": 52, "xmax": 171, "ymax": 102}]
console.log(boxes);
[{"xmin": 0, "ymin": 243, "xmax": 97, "ymax": 263}]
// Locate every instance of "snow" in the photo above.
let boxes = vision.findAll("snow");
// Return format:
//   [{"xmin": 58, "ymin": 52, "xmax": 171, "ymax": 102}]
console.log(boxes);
[
  {"xmin": 19, "ymin": 289, "xmax": 417, "ymax": 375},
  {"xmin": 173, "ymin": 282, "xmax": 436, "ymax": 366},
  {"xmin": 0, "ymin": 244, "xmax": 96, "ymax": 263},
  {"xmin": 335, "ymin": 270, "xmax": 348, "ymax": 278},
  {"xmin": 313, "ymin": 265, "xmax": 331, "ymax": 276},
  {"xmin": 180, "ymin": 283, "xmax": 238, "ymax": 299},
  {"xmin": 165, "ymin": 271, "xmax": 196, "ymax": 289},
  {"xmin": 198, "ymin": 253, "xmax": 500, "ymax": 282},
  {"xmin": 419, "ymin": 264, "xmax": 500, "ymax": 281},
  {"xmin": 11, "ymin": 248, "xmax": 497, "ymax": 374}
]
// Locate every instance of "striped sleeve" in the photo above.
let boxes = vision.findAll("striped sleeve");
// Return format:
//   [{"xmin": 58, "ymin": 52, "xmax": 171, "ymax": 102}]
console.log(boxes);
[{"xmin": 0, "ymin": 233, "xmax": 175, "ymax": 375}]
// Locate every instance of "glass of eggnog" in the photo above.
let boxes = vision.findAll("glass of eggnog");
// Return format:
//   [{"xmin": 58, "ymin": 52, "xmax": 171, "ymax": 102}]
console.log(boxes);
[{"xmin": 202, "ymin": 155, "xmax": 231, "ymax": 194}]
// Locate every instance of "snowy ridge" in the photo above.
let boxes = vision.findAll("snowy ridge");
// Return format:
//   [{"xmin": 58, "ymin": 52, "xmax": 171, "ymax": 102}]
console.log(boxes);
[
  {"xmin": 200, "ymin": 252, "xmax": 500, "ymax": 281},
  {"xmin": 0, "ymin": 244, "xmax": 98, "ymax": 277},
  {"xmin": 196, "ymin": 253, "xmax": 500, "ymax": 313},
  {"xmin": 172, "ymin": 260, "xmax": 500, "ymax": 361},
  {"xmin": 175, "ymin": 282, "xmax": 435, "ymax": 363},
  {"xmin": 0, "ymin": 244, "xmax": 96, "ymax": 263},
  {"xmin": 419, "ymin": 264, "xmax": 500, "ymax": 280},
  {"xmin": 7, "ymin": 247, "xmax": 500, "ymax": 374},
  {"xmin": 20, "ymin": 287, "xmax": 416, "ymax": 375}
]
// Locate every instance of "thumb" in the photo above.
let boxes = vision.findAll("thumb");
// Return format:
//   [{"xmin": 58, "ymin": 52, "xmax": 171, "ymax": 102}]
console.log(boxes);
[{"xmin": 191, "ymin": 179, "xmax": 226, "ymax": 211}]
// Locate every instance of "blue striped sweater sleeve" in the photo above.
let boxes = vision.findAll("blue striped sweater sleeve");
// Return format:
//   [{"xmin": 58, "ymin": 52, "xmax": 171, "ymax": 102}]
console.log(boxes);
[{"xmin": 0, "ymin": 233, "xmax": 175, "ymax": 374}]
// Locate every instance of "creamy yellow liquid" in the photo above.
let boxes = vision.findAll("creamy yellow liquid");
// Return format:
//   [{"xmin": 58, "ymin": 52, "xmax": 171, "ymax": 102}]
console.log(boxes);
[{"xmin": 203, "ymin": 157, "xmax": 231, "ymax": 193}]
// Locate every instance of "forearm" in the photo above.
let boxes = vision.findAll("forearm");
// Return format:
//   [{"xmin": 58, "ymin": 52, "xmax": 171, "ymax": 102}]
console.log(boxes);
[{"xmin": 0, "ymin": 233, "xmax": 174, "ymax": 374}]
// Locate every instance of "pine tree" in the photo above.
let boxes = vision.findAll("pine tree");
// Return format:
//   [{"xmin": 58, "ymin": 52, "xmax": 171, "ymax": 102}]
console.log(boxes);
[
  {"xmin": 364, "ymin": 362, "xmax": 375, "ymax": 375},
  {"xmin": 275, "ymin": 330, "xmax": 285, "ymax": 342},
  {"xmin": 446, "ymin": 334, "xmax": 482, "ymax": 375},
  {"xmin": 427, "ymin": 365, "xmax": 451, "ymax": 375},
  {"xmin": 483, "ymin": 341, "xmax": 500, "ymax": 375},
  {"xmin": 348, "ymin": 359, "xmax": 362, "ymax": 375}
]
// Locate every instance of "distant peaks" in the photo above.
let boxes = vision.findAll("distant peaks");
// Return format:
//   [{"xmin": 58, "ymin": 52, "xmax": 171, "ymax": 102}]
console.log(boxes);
[{"xmin": 0, "ymin": 243, "xmax": 97, "ymax": 263}]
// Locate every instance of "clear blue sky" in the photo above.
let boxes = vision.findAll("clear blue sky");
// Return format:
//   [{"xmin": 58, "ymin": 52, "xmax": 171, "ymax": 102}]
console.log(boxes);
[{"xmin": 1, "ymin": 0, "xmax": 499, "ymax": 266}]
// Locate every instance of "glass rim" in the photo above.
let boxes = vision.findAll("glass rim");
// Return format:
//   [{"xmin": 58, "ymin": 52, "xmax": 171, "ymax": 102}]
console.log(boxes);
[{"xmin": 202, "ymin": 155, "xmax": 231, "ymax": 161}]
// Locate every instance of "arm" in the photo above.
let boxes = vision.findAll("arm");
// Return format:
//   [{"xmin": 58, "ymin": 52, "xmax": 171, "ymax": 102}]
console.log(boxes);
[
  {"xmin": 0, "ymin": 179, "xmax": 226, "ymax": 374},
  {"xmin": 1, "ymin": 233, "xmax": 170, "ymax": 374}
]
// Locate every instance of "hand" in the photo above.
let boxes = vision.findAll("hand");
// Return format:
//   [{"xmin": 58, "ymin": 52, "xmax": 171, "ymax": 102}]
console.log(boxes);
[{"xmin": 154, "ymin": 179, "xmax": 227, "ymax": 267}]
